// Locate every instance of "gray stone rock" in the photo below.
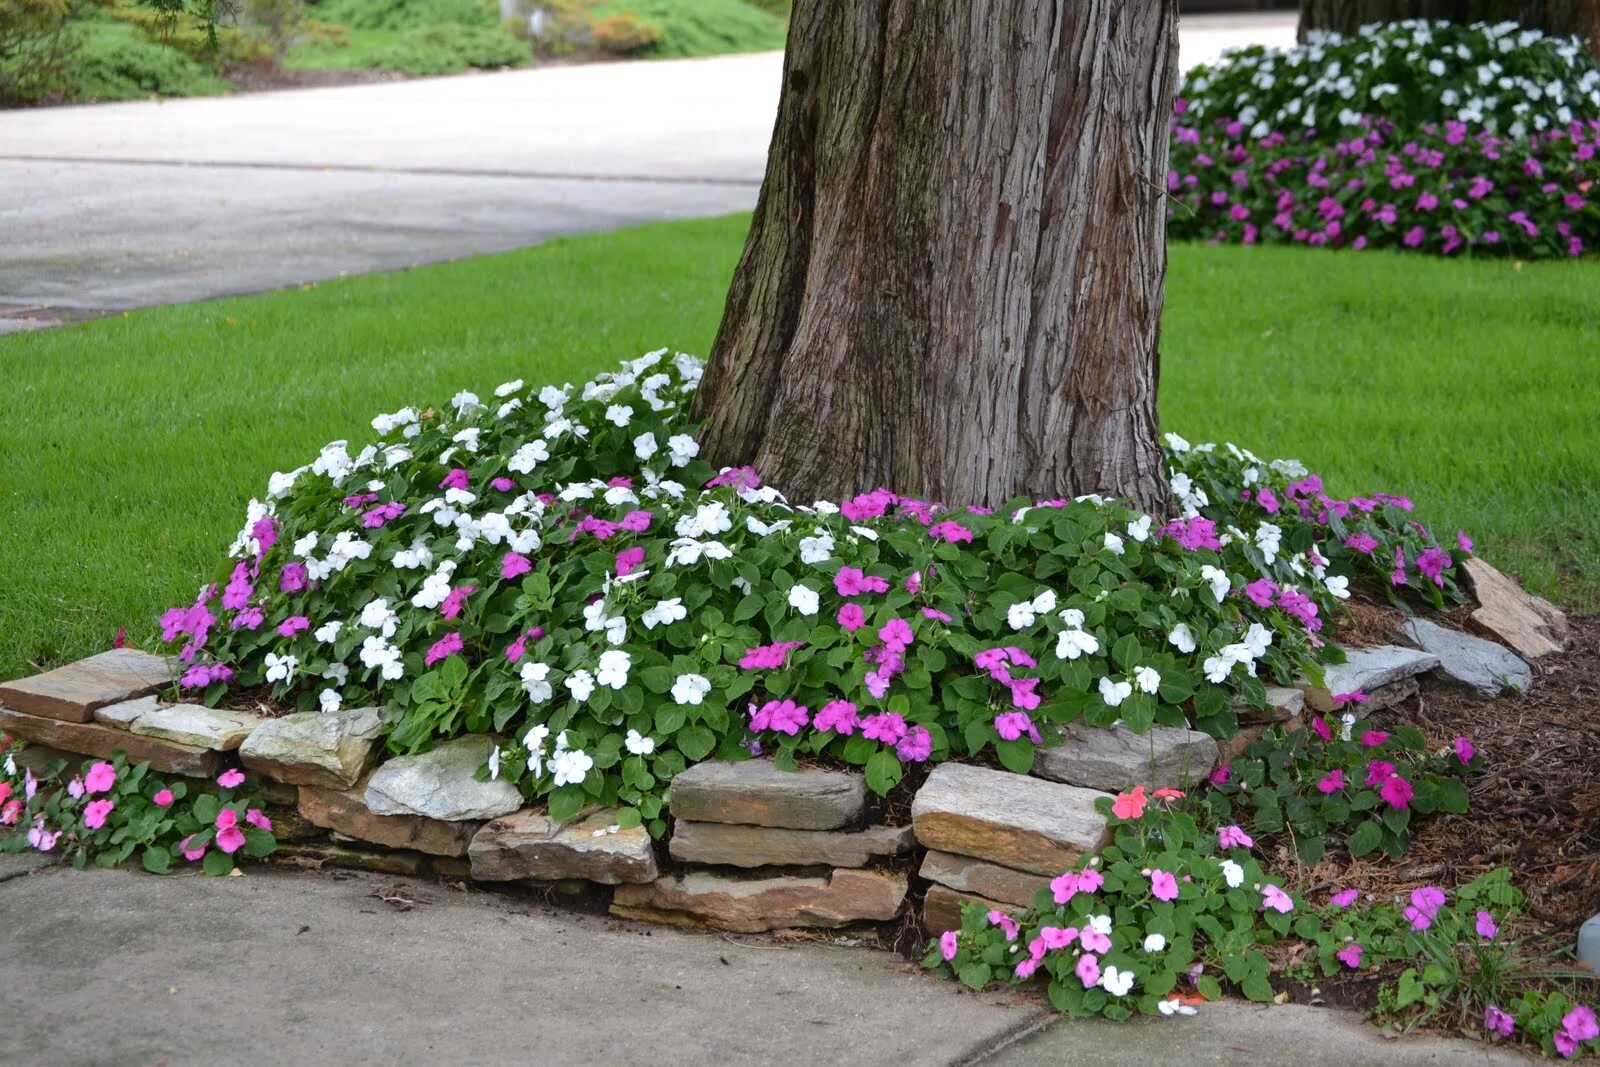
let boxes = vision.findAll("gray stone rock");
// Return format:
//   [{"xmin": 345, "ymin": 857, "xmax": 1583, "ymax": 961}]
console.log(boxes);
[
  {"xmin": 364, "ymin": 736, "xmax": 522, "ymax": 822},
  {"xmin": 1399, "ymin": 618, "xmax": 1532, "ymax": 697},
  {"xmin": 1032, "ymin": 723, "xmax": 1219, "ymax": 793},
  {"xmin": 911, "ymin": 763, "xmax": 1111, "ymax": 877},
  {"xmin": 1304, "ymin": 645, "xmax": 1440, "ymax": 712},
  {"xmin": 669, "ymin": 760, "xmax": 865, "ymax": 830},
  {"xmin": 610, "ymin": 868, "xmax": 906, "ymax": 932},
  {"xmin": 469, "ymin": 807, "xmax": 657, "ymax": 884},
  {"xmin": 0, "ymin": 705, "xmax": 223, "ymax": 777},
  {"xmin": 1463, "ymin": 558, "xmax": 1569, "ymax": 660},
  {"xmin": 239, "ymin": 706, "xmax": 386, "ymax": 789},
  {"xmin": 299, "ymin": 778, "xmax": 479, "ymax": 857},
  {"xmin": 668, "ymin": 821, "xmax": 913, "ymax": 869},
  {"xmin": 1579, "ymin": 914, "xmax": 1600, "ymax": 971},
  {"xmin": 94, "ymin": 695, "xmax": 157, "ymax": 728},
  {"xmin": 129, "ymin": 704, "xmax": 266, "ymax": 751},
  {"xmin": 918, "ymin": 850, "xmax": 1051, "ymax": 909},
  {"xmin": 1236, "ymin": 686, "xmax": 1305, "ymax": 724},
  {"xmin": 0, "ymin": 649, "xmax": 174, "ymax": 723}
]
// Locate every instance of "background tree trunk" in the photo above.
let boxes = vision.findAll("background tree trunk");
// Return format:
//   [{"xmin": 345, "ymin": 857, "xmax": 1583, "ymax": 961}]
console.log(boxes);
[
  {"xmin": 692, "ymin": 0, "xmax": 1177, "ymax": 514},
  {"xmin": 1298, "ymin": 0, "xmax": 1600, "ymax": 51}
]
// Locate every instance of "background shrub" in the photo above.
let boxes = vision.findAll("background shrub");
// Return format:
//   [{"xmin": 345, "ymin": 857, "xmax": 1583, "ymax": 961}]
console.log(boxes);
[
  {"xmin": 0, "ymin": 0, "xmax": 77, "ymax": 104},
  {"xmin": 67, "ymin": 21, "xmax": 229, "ymax": 99},
  {"xmin": 589, "ymin": 0, "xmax": 785, "ymax": 58},
  {"xmin": 365, "ymin": 22, "xmax": 526, "ymax": 75},
  {"xmin": 308, "ymin": 0, "xmax": 497, "ymax": 32},
  {"xmin": 588, "ymin": 12, "xmax": 659, "ymax": 56}
]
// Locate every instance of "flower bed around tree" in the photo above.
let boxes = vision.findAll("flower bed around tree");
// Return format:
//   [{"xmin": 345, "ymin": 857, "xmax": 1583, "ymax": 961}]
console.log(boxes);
[{"xmin": 1170, "ymin": 21, "xmax": 1600, "ymax": 259}]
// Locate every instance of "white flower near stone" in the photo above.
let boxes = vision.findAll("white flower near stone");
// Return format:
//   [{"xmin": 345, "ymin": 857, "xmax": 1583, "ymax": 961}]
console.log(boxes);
[
  {"xmin": 1168, "ymin": 623, "xmax": 1196, "ymax": 655},
  {"xmin": 1099, "ymin": 966, "xmax": 1135, "ymax": 997},
  {"xmin": 1220, "ymin": 859, "xmax": 1245, "ymax": 888},
  {"xmin": 596, "ymin": 651, "xmax": 631, "ymax": 690},
  {"xmin": 1133, "ymin": 666, "xmax": 1161, "ymax": 694},
  {"xmin": 322, "ymin": 663, "xmax": 348, "ymax": 686},
  {"xmin": 521, "ymin": 661, "xmax": 553, "ymax": 703},
  {"xmin": 1158, "ymin": 998, "xmax": 1198, "ymax": 1016},
  {"xmin": 641, "ymin": 598, "xmax": 687, "ymax": 630},
  {"xmin": 1325, "ymin": 574, "xmax": 1351, "ymax": 600},
  {"xmin": 523, "ymin": 724, "xmax": 550, "ymax": 776},
  {"xmin": 358, "ymin": 636, "xmax": 404, "ymax": 682},
  {"xmin": 487, "ymin": 745, "xmax": 501, "ymax": 780},
  {"xmin": 551, "ymin": 748, "xmax": 593, "ymax": 787},
  {"xmin": 318, "ymin": 688, "xmax": 342, "ymax": 714},
  {"xmin": 672, "ymin": 673, "xmax": 712, "ymax": 706},
  {"xmin": 565, "ymin": 669, "xmax": 596, "ymax": 703},
  {"xmin": 1057, "ymin": 628, "xmax": 1100, "ymax": 661},
  {"xmin": 1243, "ymin": 623, "xmax": 1273, "ymax": 659},
  {"xmin": 1098, "ymin": 677, "xmax": 1133, "ymax": 707},
  {"xmin": 625, "ymin": 729, "xmax": 656, "ymax": 756},
  {"xmin": 788, "ymin": 584, "xmax": 820, "ymax": 616},
  {"xmin": 1143, "ymin": 932, "xmax": 1167, "ymax": 952}
]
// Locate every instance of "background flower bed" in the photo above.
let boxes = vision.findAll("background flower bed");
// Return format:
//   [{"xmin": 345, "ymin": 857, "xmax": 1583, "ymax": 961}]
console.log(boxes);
[{"xmin": 1172, "ymin": 21, "xmax": 1600, "ymax": 259}]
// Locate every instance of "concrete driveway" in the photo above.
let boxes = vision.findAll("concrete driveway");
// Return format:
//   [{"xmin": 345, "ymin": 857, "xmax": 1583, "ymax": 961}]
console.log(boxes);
[{"xmin": 0, "ymin": 14, "xmax": 1296, "ymax": 329}]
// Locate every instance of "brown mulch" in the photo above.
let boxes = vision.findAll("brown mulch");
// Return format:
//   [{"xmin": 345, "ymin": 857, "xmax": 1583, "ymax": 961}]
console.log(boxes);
[{"xmin": 1273, "ymin": 614, "xmax": 1600, "ymax": 942}]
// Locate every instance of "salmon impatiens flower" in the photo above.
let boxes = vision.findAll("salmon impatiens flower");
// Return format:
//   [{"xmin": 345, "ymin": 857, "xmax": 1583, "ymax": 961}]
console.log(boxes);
[{"xmin": 1111, "ymin": 786, "xmax": 1148, "ymax": 821}]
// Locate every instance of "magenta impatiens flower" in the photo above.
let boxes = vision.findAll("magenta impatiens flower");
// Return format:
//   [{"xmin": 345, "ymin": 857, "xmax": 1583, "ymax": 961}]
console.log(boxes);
[
  {"xmin": 246, "ymin": 808, "xmax": 273, "ymax": 831},
  {"xmin": 214, "ymin": 809, "xmax": 246, "ymax": 854},
  {"xmin": 1379, "ymin": 774, "xmax": 1414, "ymax": 810},
  {"xmin": 439, "ymin": 467, "xmax": 469, "ymax": 491},
  {"xmin": 277, "ymin": 615, "xmax": 311, "ymax": 638},
  {"xmin": 836, "ymin": 603, "xmax": 866, "ymax": 632},
  {"xmin": 1336, "ymin": 942, "xmax": 1363, "ymax": 969},
  {"xmin": 179, "ymin": 834, "xmax": 207, "ymax": 861},
  {"xmin": 425, "ymin": 632, "xmax": 464, "ymax": 667},
  {"xmin": 1404, "ymin": 886, "xmax": 1446, "ymax": 930},
  {"xmin": 749, "ymin": 699, "xmax": 809, "ymax": 736},
  {"xmin": 1317, "ymin": 769, "xmax": 1345, "ymax": 794},
  {"xmin": 439, "ymin": 585, "xmax": 477, "ymax": 621},
  {"xmin": 1329, "ymin": 889, "xmax": 1360, "ymax": 908},
  {"xmin": 738, "ymin": 641, "xmax": 804, "ymax": 671},
  {"xmin": 813, "ymin": 700, "xmax": 860, "ymax": 736},
  {"xmin": 896, "ymin": 725, "xmax": 933, "ymax": 763},
  {"xmin": 940, "ymin": 930, "xmax": 959, "ymax": 961},
  {"xmin": 501, "ymin": 552, "xmax": 532, "ymax": 580},
  {"xmin": 1217, "ymin": 825, "xmax": 1253, "ymax": 850},
  {"xmin": 1150, "ymin": 870, "xmax": 1180, "ymax": 902},
  {"xmin": 279, "ymin": 562, "xmax": 307, "ymax": 593},
  {"xmin": 834, "ymin": 567, "xmax": 889, "ymax": 597},
  {"xmin": 84, "ymin": 761, "xmax": 116, "ymax": 795},
  {"xmin": 152, "ymin": 789, "xmax": 175, "ymax": 807},
  {"xmin": 83, "ymin": 798, "xmax": 115, "ymax": 830},
  {"xmin": 1484, "ymin": 1005, "xmax": 1515, "ymax": 1038},
  {"xmin": 1476, "ymin": 910, "xmax": 1499, "ymax": 940},
  {"xmin": 860, "ymin": 712, "xmax": 908, "ymax": 745},
  {"xmin": 1454, "ymin": 736, "xmax": 1476, "ymax": 765},
  {"xmin": 927, "ymin": 520, "xmax": 973, "ymax": 544},
  {"xmin": 1360, "ymin": 730, "xmax": 1389, "ymax": 748},
  {"xmin": 615, "ymin": 547, "xmax": 646, "ymax": 577},
  {"xmin": 1075, "ymin": 953, "xmax": 1100, "ymax": 988}
]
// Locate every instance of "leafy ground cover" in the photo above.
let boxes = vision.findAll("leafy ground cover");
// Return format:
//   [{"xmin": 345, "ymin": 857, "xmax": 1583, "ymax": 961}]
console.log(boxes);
[{"xmin": 0, "ymin": 216, "xmax": 1596, "ymax": 682}]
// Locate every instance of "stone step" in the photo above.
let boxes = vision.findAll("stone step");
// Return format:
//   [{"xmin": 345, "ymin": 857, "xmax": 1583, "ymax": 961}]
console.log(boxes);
[
  {"xmin": 469, "ymin": 807, "xmax": 657, "ymax": 885},
  {"xmin": 921, "ymin": 884, "xmax": 1025, "ymax": 937},
  {"xmin": 611, "ymin": 868, "xmax": 907, "ymax": 933},
  {"xmin": 298, "ymin": 779, "xmax": 481, "ymax": 858},
  {"xmin": 918, "ymin": 850, "xmax": 1051, "ymax": 909},
  {"xmin": 1235, "ymin": 685, "xmax": 1305, "ymax": 724},
  {"xmin": 363, "ymin": 736, "xmax": 523, "ymax": 822},
  {"xmin": 129, "ymin": 704, "xmax": 266, "ymax": 751},
  {"xmin": 0, "ymin": 705, "xmax": 222, "ymax": 777},
  {"xmin": 1032, "ymin": 723, "xmax": 1219, "ymax": 793},
  {"xmin": 668, "ymin": 820, "xmax": 913, "ymax": 869},
  {"xmin": 239, "ymin": 706, "xmax": 385, "ymax": 789},
  {"xmin": 1303, "ymin": 645, "xmax": 1440, "ymax": 712},
  {"xmin": 1399, "ymin": 617, "xmax": 1532, "ymax": 698},
  {"xmin": 0, "ymin": 649, "xmax": 174, "ymax": 723},
  {"xmin": 95, "ymin": 695, "xmax": 157, "ymax": 728},
  {"xmin": 668, "ymin": 759, "xmax": 865, "ymax": 830},
  {"xmin": 911, "ymin": 763, "xmax": 1111, "ymax": 877},
  {"xmin": 1463, "ymin": 558, "xmax": 1568, "ymax": 660}
]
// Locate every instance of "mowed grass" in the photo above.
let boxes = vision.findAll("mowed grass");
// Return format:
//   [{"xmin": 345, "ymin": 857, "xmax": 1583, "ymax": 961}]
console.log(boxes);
[{"xmin": 2, "ymin": 217, "xmax": 1596, "ymax": 678}]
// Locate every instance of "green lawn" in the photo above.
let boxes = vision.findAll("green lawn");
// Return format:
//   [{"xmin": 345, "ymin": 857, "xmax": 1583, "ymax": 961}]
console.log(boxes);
[{"xmin": 2, "ymin": 217, "xmax": 1596, "ymax": 679}]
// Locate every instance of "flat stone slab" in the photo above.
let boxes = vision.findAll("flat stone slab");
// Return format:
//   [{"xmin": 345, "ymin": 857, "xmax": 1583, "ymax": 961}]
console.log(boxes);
[
  {"xmin": 363, "ymin": 736, "xmax": 522, "ymax": 822},
  {"xmin": 668, "ymin": 820, "xmax": 913, "ymax": 869},
  {"xmin": 1464, "ymin": 558, "xmax": 1569, "ymax": 660},
  {"xmin": 239, "ymin": 707, "xmax": 385, "ymax": 789},
  {"xmin": 911, "ymin": 763, "xmax": 1111, "ymax": 877},
  {"xmin": 922, "ymin": 884, "xmax": 1025, "ymax": 936},
  {"xmin": 668, "ymin": 759, "xmax": 865, "ymax": 830},
  {"xmin": 0, "ymin": 649, "xmax": 173, "ymax": 723},
  {"xmin": 1032, "ymin": 723, "xmax": 1219, "ymax": 793},
  {"xmin": 469, "ymin": 807, "xmax": 657, "ymax": 884},
  {"xmin": 1236, "ymin": 685, "xmax": 1305, "ymax": 724},
  {"xmin": 919, "ymin": 850, "xmax": 1052, "ymax": 909},
  {"xmin": 94, "ymin": 695, "xmax": 156, "ymax": 728},
  {"xmin": 0, "ymin": 705, "xmax": 222, "ymax": 777},
  {"xmin": 298, "ymin": 779, "xmax": 480, "ymax": 858},
  {"xmin": 129, "ymin": 704, "xmax": 265, "ymax": 751},
  {"xmin": 274, "ymin": 840, "xmax": 427, "ymax": 877},
  {"xmin": 1304, "ymin": 645, "xmax": 1439, "ymax": 712},
  {"xmin": 1399, "ymin": 618, "xmax": 1532, "ymax": 697},
  {"xmin": 611, "ymin": 868, "xmax": 906, "ymax": 933}
]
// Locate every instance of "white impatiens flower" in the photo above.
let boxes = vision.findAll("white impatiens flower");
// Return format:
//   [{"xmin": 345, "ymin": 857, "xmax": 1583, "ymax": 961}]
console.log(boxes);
[
  {"xmin": 797, "ymin": 531, "xmax": 835, "ymax": 565},
  {"xmin": 1324, "ymin": 574, "xmax": 1351, "ymax": 600},
  {"xmin": 1127, "ymin": 515, "xmax": 1153, "ymax": 543},
  {"xmin": 582, "ymin": 599, "xmax": 628, "ymax": 645},
  {"xmin": 788, "ymin": 584, "xmax": 820, "ymax": 616},
  {"xmin": 1103, "ymin": 532, "xmax": 1125, "ymax": 556},
  {"xmin": 633, "ymin": 432, "xmax": 658, "ymax": 461},
  {"xmin": 641, "ymin": 598, "xmax": 687, "ymax": 630},
  {"xmin": 666, "ymin": 434, "xmax": 699, "ymax": 467},
  {"xmin": 1098, "ymin": 677, "xmax": 1133, "ymax": 707},
  {"xmin": 1099, "ymin": 966, "xmax": 1135, "ymax": 998},
  {"xmin": 1254, "ymin": 522, "xmax": 1283, "ymax": 565},
  {"xmin": 1220, "ymin": 859, "xmax": 1245, "ymax": 889},
  {"xmin": 1143, "ymin": 933, "xmax": 1167, "ymax": 953},
  {"xmin": 358, "ymin": 597, "xmax": 399, "ymax": 637},
  {"xmin": 1007, "ymin": 590, "xmax": 1056, "ymax": 631},
  {"xmin": 1158, "ymin": 998, "xmax": 1198, "ymax": 1016},
  {"xmin": 392, "ymin": 539, "xmax": 434, "ymax": 571},
  {"xmin": 267, "ymin": 469, "xmax": 302, "ymax": 499},
  {"xmin": 605, "ymin": 404, "xmax": 634, "ymax": 427},
  {"xmin": 1133, "ymin": 666, "xmax": 1161, "ymax": 695},
  {"xmin": 521, "ymin": 661, "xmax": 553, "ymax": 703},
  {"xmin": 1059, "ymin": 607, "xmax": 1085, "ymax": 628},
  {"xmin": 625, "ymin": 729, "xmax": 656, "ymax": 756},
  {"xmin": 1056, "ymin": 627, "xmax": 1100, "ymax": 661},
  {"xmin": 487, "ymin": 745, "xmax": 502, "ymax": 780},
  {"xmin": 264, "ymin": 652, "xmax": 298, "ymax": 684},
  {"xmin": 451, "ymin": 390, "xmax": 483, "ymax": 416},
  {"xmin": 1087, "ymin": 914, "xmax": 1113, "ymax": 938},
  {"xmin": 1199, "ymin": 564, "xmax": 1231, "ymax": 604},
  {"xmin": 314, "ymin": 620, "xmax": 344, "ymax": 644},
  {"xmin": 565, "ymin": 669, "xmax": 596, "ymax": 703},
  {"xmin": 551, "ymin": 748, "xmax": 593, "ymax": 787},
  {"xmin": 319, "ymin": 688, "xmax": 342, "ymax": 714},
  {"xmin": 507, "ymin": 440, "xmax": 550, "ymax": 474},
  {"xmin": 494, "ymin": 378, "xmax": 524, "ymax": 398},
  {"xmin": 1168, "ymin": 623, "xmax": 1196, "ymax": 655},
  {"xmin": 1242, "ymin": 622, "xmax": 1274, "ymax": 660},
  {"xmin": 596, "ymin": 650, "xmax": 631, "ymax": 689},
  {"xmin": 358, "ymin": 636, "xmax": 404, "ymax": 682},
  {"xmin": 672, "ymin": 673, "xmax": 712, "ymax": 706},
  {"xmin": 524, "ymin": 724, "xmax": 550, "ymax": 777},
  {"xmin": 322, "ymin": 663, "xmax": 349, "ymax": 687}
]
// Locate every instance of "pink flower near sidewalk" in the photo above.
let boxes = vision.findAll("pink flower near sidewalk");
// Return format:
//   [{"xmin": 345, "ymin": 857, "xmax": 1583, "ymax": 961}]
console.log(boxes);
[
  {"xmin": 1484, "ymin": 1005, "xmax": 1515, "ymax": 1038},
  {"xmin": 939, "ymin": 931, "xmax": 959, "ymax": 961},
  {"xmin": 214, "ymin": 809, "xmax": 246, "ymax": 854},
  {"xmin": 1150, "ymin": 870, "xmax": 1180, "ymax": 902},
  {"xmin": 1336, "ymin": 943, "xmax": 1363, "ymax": 969},
  {"xmin": 152, "ymin": 789, "xmax": 175, "ymax": 807},
  {"xmin": 84, "ymin": 761, "xmax": 116, "ymax": 795},
  {"xmin": 179, "ymin": 835, "xmax": 207, "ymax": 862},
  {"xmin": 83, "ymin": 799, "xmax": 114, "ymax": 829}
]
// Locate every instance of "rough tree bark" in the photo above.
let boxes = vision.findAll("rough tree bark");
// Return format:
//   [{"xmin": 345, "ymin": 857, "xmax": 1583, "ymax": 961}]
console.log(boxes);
[
  {"xmin": 691, "ymin": 0, "xmax": 1178, "ymax": 514},
  {"xmin": 1298, "ymin": 0, "xmax": 1600, "ymax": 51}
]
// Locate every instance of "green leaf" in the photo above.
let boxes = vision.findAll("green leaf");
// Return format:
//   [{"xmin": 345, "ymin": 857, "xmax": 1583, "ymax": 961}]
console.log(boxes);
[
  {"xmin": 1196, "ymin": 975, "xmax": 1223, "ymax": 1002},
  {"xmin": 192, "ymin": 793, "xmax": 221, "ymax": 825},
  {"xmin": 243, "ymin": 830, "xmax": 277, "ymax": 858},
  {"xmin": 201, "ymin": 849, "xmax": 235, "ymax": 877},
  {"xmin": 615, "ymin": 807, "xmax": 643, "ymax": 829},
  {"xmin": 1241, "ymin": 975, "xmax": 1275, "ymax": 1003},
  {"xmin": 547, "ymin": 786, "xmax": 585, "ymax": 823},
  {"xmin": 957, "ymin": 962, "xmax": 992, "ymax": 991},
  {"xmin": 864, "ymin": 750, "xmax": 904, "ymax": 796},
  {"xmin": 676, "ymin": 725, "xmax": 715, "ymax": 762},
  {"xmin": 1346, "ymin": 819, "xmax": 1383, "ymax": 857},
  {"xmin": 994, "ymin": 738, "xmax": 1035, "ymax": 775},
  {"xmin": 141, "ymin": 846, "xmax": 172, "ymax": 874}
]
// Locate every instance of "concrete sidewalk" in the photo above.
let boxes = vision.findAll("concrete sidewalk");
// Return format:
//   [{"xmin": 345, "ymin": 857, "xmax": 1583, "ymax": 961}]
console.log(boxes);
[
  {"xmin": 0, "ymin": 14, "xmax": 1296, "ymax": 330},
  {"xmin": 0, "ymin": 855, "xmax": 1533, "ymax": 1066}
]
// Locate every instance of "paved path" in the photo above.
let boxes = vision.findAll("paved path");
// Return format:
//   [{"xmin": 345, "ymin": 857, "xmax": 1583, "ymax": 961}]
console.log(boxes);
[
  {"xmin": 0, "ymin": 14, "xmax": 1296, "ymax": 330},
  {"xmin": 0, "ymin": 856, "xmax": 1533, "ymax": 1065}
]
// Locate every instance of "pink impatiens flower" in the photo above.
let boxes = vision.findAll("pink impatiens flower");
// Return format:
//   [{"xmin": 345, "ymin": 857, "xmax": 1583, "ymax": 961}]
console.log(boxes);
[
  {"xmin": 215, "ymin": 809, "xmax": 246, "ymax": 854},
  {"xmin": 1336, "ymin": 943, "xmax": 1363, "ymax": 969},
  {"xmin": 83, "ymin": 798, "xmax": 114, "ymax": 829},
  {"xmin": 1476, "ymin": 910, "xmax": 1499, "ymax": 940},
  {"xmin": 1260, "ymin": 885, "xmax": 1294, "ymax": 913},
  {"xmin": 994, "ymin": 711, "xmax": 1040, "ymax": 743},
  {"xmin": 1112, "ymin": 786, "xmax": 1148, "ymax": 821},
  {"xmin": 84, "ymin": 761, "xmax": 116, "ymax": 795},
  {"xmin": 860, "ymin": 712, "xmax": 908, "ymax": 745},
  {"xmin": 1380, "ymin": 774, "xmax": 1414, "ymax": 810},
  {"xmin": 615, "ymin": 547, "xmax": 646, "ymax": 577},
  {"xmin": 439, "ymin": 467, "xmax": 469, "ymax": 491},
  {"xmin": 1217, "ymin": 825, "xmax": 1253, "ymax": 850},
  {"xmin": 739, "ymin": 641, "xmax": 804, "ymax": 671},
  {"xmin": 217, "ymin": 769, "xmax": 246, "ymax": 789},
  {"xmin": 1454, "ymin": 736, "xmax": 1475, "ymax": 765},
  {"xmin": 1317, "ymin": 769, "xmax": 1345, "ymax": 794},
  {"xmin": 940, "ymin": 930, "xmax": 959, "ymax": 961},
  {"xmin": 749, "ymin": 699, "xmax": 809, "ymax": 736},
  {"xmin": 1330, "ymin": 889, "xmax": 1360, "ymax": 908},
  {"xmin": 425, "ymin": 632, "xmax": 464, "ymax": 667},
  {"xmin": 896, "ymin": 725, "xmax": 933, "ymax": 763},
  {"xmin": 927, "ymin": 520, "xmax": 973, "ymax": 544},
  {"xmin": 813, "ymin": 700, "xmax": 860, "ymax": 736},
  {"xmin": 179, "ymin": 834, "xmax": 207, "ymax": 861},
  {"xmin": 988, "ymin": 910, "xmax": 1020, "ymax": 941},
  {"xmin": 1404, "ymin": 886, "xmax": 1446, "ymax": 930},
  {"xmin": 1360, "ymin": 730, "xmax": 1389, "ymax": 748},
  {"xmin": 1150, "ymin": 870, "xmax": 1180, "ymax": 902},
  {"xmin": 277, "ymin": 615, "xmax": 311, "ymax": 638},
  {"xmin": 1075, "ymin": 953, "xmax": 1100, "ymax": 988},
  {"xmin": 439, "ymin": 585, "xmax": 477, "ymax": 621},
  {"xmin": 501, "ymin": 552, "xmax": 532, "ymax": 580},
  {"xmin": 1484, "ymin": 1005, "xmax": 1515, "ymax": 1039},
  {"xmin": 836, "ymin": 603, "xmax": 866, "ymax": 632},
  {"xmin": 152, "ymin": 789, "xmax": 175, "ymax": 807},
  {"xmin": 834, "ymin": 567, "xmax": 889, "ymax": 597},
  {"xmin": 1051, "ymin": 872, "xmax": 1081, "ymax": 905}
]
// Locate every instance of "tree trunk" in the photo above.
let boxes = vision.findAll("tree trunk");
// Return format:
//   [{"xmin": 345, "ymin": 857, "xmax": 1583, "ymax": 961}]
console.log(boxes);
[
  {"xmin": 1298, "ymin": 0, "xmax": 1600, "ymax": 51},
  {"xmin": 692, "ymin": 0, "xmax": 1177, "ymax": 514}
]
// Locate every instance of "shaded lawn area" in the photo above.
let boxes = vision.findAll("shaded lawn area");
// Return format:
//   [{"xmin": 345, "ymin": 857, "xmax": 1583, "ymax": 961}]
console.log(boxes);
[{"xmin": 2, "ymin": 215, "xmax": 1596, "ymax": 678}]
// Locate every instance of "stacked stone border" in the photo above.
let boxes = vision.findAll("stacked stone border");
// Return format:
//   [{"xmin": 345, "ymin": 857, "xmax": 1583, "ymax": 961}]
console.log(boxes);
[{"xmin": 0, "ymin": 560, "xmax": 1562, "ymax": 935}]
